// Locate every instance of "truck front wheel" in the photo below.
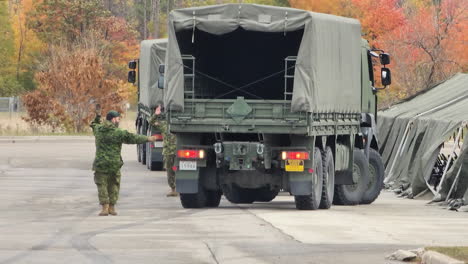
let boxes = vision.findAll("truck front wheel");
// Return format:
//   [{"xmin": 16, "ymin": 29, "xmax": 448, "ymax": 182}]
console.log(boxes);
[
  {"xmin": 294, "ymin": 147, "xmax": 323, "ymax": 210},
  {"xmin": 361, "ymin": 149, "xmax": 384, "ymax": 204},
  {"xmin": 333, "ymin": 148, "xmax": 370, "ymax": 205}
]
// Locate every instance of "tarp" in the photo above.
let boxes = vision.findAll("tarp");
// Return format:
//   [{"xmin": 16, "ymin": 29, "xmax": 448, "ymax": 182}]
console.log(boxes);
[
  {"xmin": 138, "ymin": 39, "xmax": 167, "ymax": 109},
  {"xmin": 378, "ymin": 73, "xmax": 468, "ymax": 199},
  {"xmin": 164, "ymin": 4, "xmax": 362, "ymax": 113}
]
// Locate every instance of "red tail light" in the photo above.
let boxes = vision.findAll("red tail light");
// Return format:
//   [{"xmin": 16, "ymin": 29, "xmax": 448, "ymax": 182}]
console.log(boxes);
[
  {"xmin": 281, "ymin": 151, "xmax": 309, "ymax": 160},
  {"xmin": 153, "ymin": 134, "xmax": 163, "ymax": 141},
  {"xmin": 177, "ymin": 149, "xmax": 205, "ymax": 159}
]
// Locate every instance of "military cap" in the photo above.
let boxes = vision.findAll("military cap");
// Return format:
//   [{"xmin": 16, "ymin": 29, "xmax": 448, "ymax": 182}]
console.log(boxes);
[{"xmin": 106, "ymin": 110, "xmax": 121, "ymax": 121}]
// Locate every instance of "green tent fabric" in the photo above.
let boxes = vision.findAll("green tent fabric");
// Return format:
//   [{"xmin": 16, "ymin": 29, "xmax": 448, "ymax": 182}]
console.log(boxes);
[
  {"xmin": 138, "ymin": 39, "xmax": 167, "ymax": 109},
  {"xmin": 378, "ymin": 73, "xmax": 468, "ymax": 199},
  {"xmin": 163, "ymin": 4, "xmax": 362, "ymax": 113}
]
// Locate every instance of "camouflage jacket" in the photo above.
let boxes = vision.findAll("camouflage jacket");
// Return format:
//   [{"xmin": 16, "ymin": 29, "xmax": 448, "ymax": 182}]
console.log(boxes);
[
  {"xmin": 149, "ymin": 114, "xmax": 176, "ymax": 157},
  {"xmin": 91, "ymin": 115, "xmax": 149, "ymax": 173}
]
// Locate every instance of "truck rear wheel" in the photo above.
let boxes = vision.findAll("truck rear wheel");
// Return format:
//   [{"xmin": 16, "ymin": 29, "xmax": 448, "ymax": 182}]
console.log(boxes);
[
  {"xmin": 319, "ymin": 147, "xmax": 334, "ymax": 209},
  {"xmin": 255, "ymin": 187, "xmax": 279, "ymax": 202},
  {"xmin": 148, "ymin": 161, "xmax": 163, "ymax": 171},
  {"xmin": 205, "ymin": 190, "xmax": 222, "ymax": 207},
  {"xmin": 294, "ymin": 147, "xmax": 323, "ymax": 210},
  {"xmin": 361, "ymin": 148, "xmax": 384, "ymax": 204},
  {"xmin": 222, "ymin": 184, "xmax": 255, "ymax": 204},
  {"xmin": 180, "ymin": 187, "xmax": 207, "ymax": 209},
  {"xmin": 333, "ymin": 148, "xmax": 370, "ymax": 205},
  {"xmin": 137, "ymin": 145, "xmax": 142, "ymax": 163},
  {"xmin": 137, "ymin": 126, "xmax": 142, "ymax": 163}
]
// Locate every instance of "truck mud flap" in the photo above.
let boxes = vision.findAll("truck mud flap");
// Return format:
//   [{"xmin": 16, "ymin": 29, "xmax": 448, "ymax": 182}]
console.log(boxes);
[
  {"xmin": 176, "ymin": 170, "xmax": 199, "ymax": 194},
  {"xmin": 289, "ymin": 173, "xmax": 312, "ymax": 195}
]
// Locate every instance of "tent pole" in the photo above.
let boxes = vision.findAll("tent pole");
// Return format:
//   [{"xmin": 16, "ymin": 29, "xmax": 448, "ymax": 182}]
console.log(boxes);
[
  {"xmin": 384, "ymin": 121, "xmax": 413, "ymax": 184},
  {"xmin": 445, "ymin": 166, "xmax": 463, "ymax": 202},
  {"xmin": 437, "ymin": 121, "xmax": 467, "ymax": 196}
]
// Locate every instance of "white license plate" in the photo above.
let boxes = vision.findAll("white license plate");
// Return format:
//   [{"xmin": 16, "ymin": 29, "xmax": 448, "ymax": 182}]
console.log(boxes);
[
  {"xmin": 179, "ymin": 161, "xmax": 197, "ymax": 171},
  {"xmin": 153, "ymin": 141, "xmax": 163, "ymax": 148}
]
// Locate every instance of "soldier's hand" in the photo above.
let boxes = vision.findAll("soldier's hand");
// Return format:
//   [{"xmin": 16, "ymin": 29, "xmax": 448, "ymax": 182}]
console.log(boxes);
[
  {"xmin": 95, "ymin": 104, "xmax": 102, "ymax": 116},
  {"xmin": 155, "ymin": 105, "xmax": 162, "ymax": 115},
  {"xmin": 148, "ymin": 136, "xmax": 157, "ymax": 142}
]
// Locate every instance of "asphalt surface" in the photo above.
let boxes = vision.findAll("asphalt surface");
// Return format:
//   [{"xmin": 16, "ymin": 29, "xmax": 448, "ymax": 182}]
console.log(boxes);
[{"xmin": 1, "ymin": 137, "xmax": 467, "ymax": 264}]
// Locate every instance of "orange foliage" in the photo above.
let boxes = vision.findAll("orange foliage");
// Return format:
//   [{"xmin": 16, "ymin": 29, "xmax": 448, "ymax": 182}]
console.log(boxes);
[
  {"xmin": 351, "ymin": 0, "xmax": 406, "ymax": 42},
  {"xmin": 22, "ymin": 46, "xmax": 127, "ymax": 133},
  {"xmin": 289, "ymin": 0, "xmax": 467, "ymax": 106}
]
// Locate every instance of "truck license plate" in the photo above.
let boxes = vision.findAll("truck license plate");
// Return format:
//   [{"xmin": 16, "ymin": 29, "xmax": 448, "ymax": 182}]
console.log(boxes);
[
  {"xmin": 285, "ymin": 160, "xmax": 304, "ymax": 172},
  {"xmin": 179, "ymin": 161, "xmax": 197, "ymax": 171}
]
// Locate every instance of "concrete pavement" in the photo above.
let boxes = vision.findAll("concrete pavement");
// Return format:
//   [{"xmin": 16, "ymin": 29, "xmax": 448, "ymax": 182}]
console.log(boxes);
[{"xmin": 0, "ymin": 137, "xmax": 467, "ymax": 264}]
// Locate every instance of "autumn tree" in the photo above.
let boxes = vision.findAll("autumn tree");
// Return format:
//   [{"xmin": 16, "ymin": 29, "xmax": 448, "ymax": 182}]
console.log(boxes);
[
  {"xmin": 380, "ymin": 0, "xmax": 467, "ymax": 97},
  {"xmin": 0, "ymin": 1, "xmax": 19, "ymax": 96},
  {"xmin": 22, "ymin": 45, "xmax": 128, "ymax": 133},
  {"xmin": 27, "ymin": 0, "xmax": 110, "ymax": 44}
]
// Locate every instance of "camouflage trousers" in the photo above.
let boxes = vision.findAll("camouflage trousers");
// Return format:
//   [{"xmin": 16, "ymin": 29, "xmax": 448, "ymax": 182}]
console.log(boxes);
[
  {"xmin": 165, "ymin": 155, "xmax": 176, "ymax": 189},
  {"xmin": 94, "ymin": 171, "xmax": 121, "ymax": 205}
]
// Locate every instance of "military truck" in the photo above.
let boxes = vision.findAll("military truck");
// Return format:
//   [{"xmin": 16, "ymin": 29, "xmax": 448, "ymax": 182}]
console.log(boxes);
[
  {"xmin": 128, "ymin": 39, "xmax": 168, "ymax": 171},
  {"xmin": 159, "ymin": 4, "xmax": 391, "ymax": 210}
]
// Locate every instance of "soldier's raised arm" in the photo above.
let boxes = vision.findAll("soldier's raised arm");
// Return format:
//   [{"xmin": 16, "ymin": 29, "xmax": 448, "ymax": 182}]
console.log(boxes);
[
  {"xmin": 90, "ymin": 104, "xmax": 102, "ymax": 131},
  {"xmin": 149, "ymin": 105, "xmax": 167, "ymax": 134}
]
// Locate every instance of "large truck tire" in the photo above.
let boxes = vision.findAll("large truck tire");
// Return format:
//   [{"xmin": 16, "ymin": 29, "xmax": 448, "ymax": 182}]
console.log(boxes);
[
  {"xmin": 205, "ymin": 190, "xmax": 222, "ymax": 207},
  {"xmin": 140, "ymin": 142, "xmax": 147, "ymax": 165},
  {"xmin": 361, "ymin": 148, "xmax": 384, "ymax": 204},
  {"xmin": 146, "ymin": 142, "xmax": 151, "ymax": 170},
  {"xmin": 294, "ymin": 147, "xmax": 323, "ymax": 210},
  {"xmin": 255, "ymin": 187, "xmax": 279, "ymax": 202},
  {"xmin": 137, "ymin": 145, "xmax": 142, "ymax": 163},
  {"xmin": 319, "ymin": 147, "xmax": 335, "ymax": 209},
  {"xmin": 148, "ymin": 161, "xmax": 164, "ymax": 171},
  {"xmin": 222, "ymin": 184, "xmax": 255, "ymax": 204},
  {"xmin": 137, "ymin": 125, "xmax": 142, "ymax": 163},
  {"xmin": 180, "ymin": 185, "xmax": 207, "ymax": 209},
  {"xmin": 334, "ymin": 148, "xmax": 370, "ymax": 205}
]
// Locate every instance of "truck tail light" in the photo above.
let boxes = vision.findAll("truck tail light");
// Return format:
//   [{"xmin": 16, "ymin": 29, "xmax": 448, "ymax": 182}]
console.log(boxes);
[
  {"xmin": 153, "ymin": 134, "xmax": 163, "ymax": 141},
  {"xmin": 281, "ymin": 151, "xmax": 309, "ymax": 160},
  {"xmin": 177, "ymin": 149, "xmax": 205, "ymax": 159}
]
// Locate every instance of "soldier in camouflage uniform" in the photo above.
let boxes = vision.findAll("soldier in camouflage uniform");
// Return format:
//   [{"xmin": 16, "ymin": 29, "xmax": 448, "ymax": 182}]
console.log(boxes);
[
  {"xmin": 91, "ymin": 107, "xmax": 157, "ymax": 216},
  {"xmin": 150, "ymin": 105, "xmax": 178, "ymax": 197}
]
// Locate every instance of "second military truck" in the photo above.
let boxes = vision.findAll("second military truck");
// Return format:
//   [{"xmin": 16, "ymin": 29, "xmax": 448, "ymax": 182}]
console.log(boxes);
[
  {"xmin": 129, "ymin": 39, "xmax": 167, "ymax": 171},
  {"xmin": 159, "ymin": 4, "xmax": 391, "ymax": 210}
]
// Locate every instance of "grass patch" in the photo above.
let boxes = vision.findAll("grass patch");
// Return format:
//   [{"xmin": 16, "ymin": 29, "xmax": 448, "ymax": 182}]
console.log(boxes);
[
  {"xmin": 0, "ymin": 111, "xmax": 137, "ymax": 136},
  {"xmin": 426, "ymin": 247, "xmax": 468, "ymax": 263}
]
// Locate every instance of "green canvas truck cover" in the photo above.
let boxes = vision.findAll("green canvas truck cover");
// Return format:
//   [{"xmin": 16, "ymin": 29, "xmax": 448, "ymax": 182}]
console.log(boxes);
[
  {"xmin": 378, "ymin": 73, "xmax": 468, "ymax": 198},
  {"xmin": 163, "ymin": 4, "xmax": 362, "ymax": 113},
  {"xmin": 138, "ymin": 38, "xmax": 167, "ymax": 108}
]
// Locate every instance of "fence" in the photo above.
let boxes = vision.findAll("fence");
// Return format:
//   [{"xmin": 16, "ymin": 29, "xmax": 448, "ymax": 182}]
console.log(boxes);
[{"xmin": 0, "ymin": 97, "xmax": 22, "ymax": 113}]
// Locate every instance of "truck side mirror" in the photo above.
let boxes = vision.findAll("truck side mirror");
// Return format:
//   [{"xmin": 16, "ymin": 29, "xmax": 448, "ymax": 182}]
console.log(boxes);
[
  {"xmin": 157, "ymin": 76, "xmax": 164, "ymax": 89},
  {"xmin": 379, "ymin": 53, "xmax": 390, "ymax": 65},
  {"xmin": 128, "ymin": 70, "xmax": 136, "ymax": 83},
  {"xmin": 128, "ymin": 60, "xmax": 137, "ymax": 69},
  {"xmin": 159, "ymin": 64, "xmax": 165, "ymax": 74},
  {"xmin": 381, "ymin": 68, "xmax": 391, "ymax": 86}
]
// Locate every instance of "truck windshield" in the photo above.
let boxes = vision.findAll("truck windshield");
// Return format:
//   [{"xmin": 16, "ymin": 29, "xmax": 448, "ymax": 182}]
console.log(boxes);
[{"xmin": 176, "ymin": 27, "xmax": 304, "ymax": 100}]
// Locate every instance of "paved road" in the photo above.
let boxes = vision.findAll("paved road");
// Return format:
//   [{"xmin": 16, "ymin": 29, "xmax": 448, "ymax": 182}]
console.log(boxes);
[{"xmin": 1, "ymin": 137, "xmax": 467, "ymax": 264}]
